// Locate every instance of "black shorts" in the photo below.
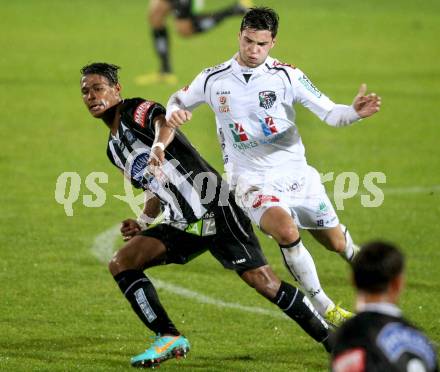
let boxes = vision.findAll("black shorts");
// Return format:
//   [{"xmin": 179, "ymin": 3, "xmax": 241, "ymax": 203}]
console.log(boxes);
[
  {"xmin": 139, "ymin": 201, "xmax": 267, "ymax": 274},
  {"xmin": 167, "ymin": 0, "xmax": 193, "ymax": 19}
]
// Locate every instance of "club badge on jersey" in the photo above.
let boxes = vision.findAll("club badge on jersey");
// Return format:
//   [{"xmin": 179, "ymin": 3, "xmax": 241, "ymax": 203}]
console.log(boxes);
[{"xmin": 258, "ymin": 90, "xmax": 277, "ymax": 109}]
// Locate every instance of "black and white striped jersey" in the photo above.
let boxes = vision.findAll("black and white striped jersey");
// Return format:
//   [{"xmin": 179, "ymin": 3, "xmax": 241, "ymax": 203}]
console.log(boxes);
[{"xmin": 106, "ymin": 98, "xmax": 229, "ymax": 224}]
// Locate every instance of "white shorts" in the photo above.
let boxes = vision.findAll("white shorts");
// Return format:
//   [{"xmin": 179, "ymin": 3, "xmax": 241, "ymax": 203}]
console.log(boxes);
[{"xmin": 234, "ymin": 165, "xmax": 339, "ymax": 229}]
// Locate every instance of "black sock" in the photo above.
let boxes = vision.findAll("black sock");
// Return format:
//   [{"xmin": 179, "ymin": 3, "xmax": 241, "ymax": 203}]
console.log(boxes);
[
  {"xmin": 114, "ymin": 270, "xmax": 179, "ymax": 336},
  {"xmin": 191, "ymin": 4, "xmax": 244, "ymax": 33},
  {"xmin": 272, "ymin": 281, "xmax": 330, "ymax": 345},
  {"xmin": 152, "ymin": 27, "xmax": 171, "ymax": 73}
]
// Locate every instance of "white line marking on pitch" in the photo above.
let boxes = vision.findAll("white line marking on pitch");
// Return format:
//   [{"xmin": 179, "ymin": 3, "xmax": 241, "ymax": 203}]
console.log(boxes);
[
  {"xmin": 331, "ymin": 184, "xmax": 440, "ymax": 198},
  {"xmin": 90, "ymin": 224, "xmax": 284, "ymax": 319}
]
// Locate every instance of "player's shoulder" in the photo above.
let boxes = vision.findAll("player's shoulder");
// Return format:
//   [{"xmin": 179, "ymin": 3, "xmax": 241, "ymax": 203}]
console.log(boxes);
[
  {"xmin": 201, "ymin": 59, "xmax": 233, "ymax": 77},
  {"xmin": 267, "ymin": 57, "xmax": 297, "ymax": 71},
  {"xmin": 265, "ymin": 56, "xmax": 300, "ymax": 83},
  {"xmin": 122, "ymin": 98, "xmax": 165, "ymax": 128}
]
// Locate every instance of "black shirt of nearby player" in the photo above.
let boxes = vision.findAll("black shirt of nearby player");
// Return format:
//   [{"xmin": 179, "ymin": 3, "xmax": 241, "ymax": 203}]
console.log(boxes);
[
  {"xmin": 331, "ymin": 308, "xmax": 438, "ymax": 372},
  {"xmin": 106, "ymin": 98, "xmax": 228, "ymax": 223}
]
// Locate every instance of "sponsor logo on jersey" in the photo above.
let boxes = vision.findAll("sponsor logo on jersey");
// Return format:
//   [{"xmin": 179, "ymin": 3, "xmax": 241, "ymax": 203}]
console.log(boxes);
[
  {"xmin": 229, "ymin": 122, "xmax": 248, "ymax": 142},
  {"xmin": 216, "ymin": 90, "xmax": 230, "ymax": 95},
  {"xmin": 259, "ymin": 116, "xmax": 278, "ymax": 136},
  {"xmin": 203, "ymin": 63, "xmax": 225, "ymax": 74},
  {"xmin": 258, "ymin": 90, "xmax": 277, "ymax": 109},
  {"xmin": 272, "ymin": 60, "xmax": 295, "ymax": 69},
  {"xmin": 252, "ymin": 194, "xmax": 280, "ymax": 208},
  {"xmin": 377, "ymin": 323, "xmax": 437, "ymax": 369},
  {"xmin": 299, "ymin": 74, "xmax": 322, "ymax": 98},
  {"xmin": 332, "ymin": 348, "xmax": 366, "ymax": 372},
  {"xmin": 129, "ymin": 151, "xmax": 160, "ymax": 192},
  {"xmin": 134, "ymin": 101, "xmax": 153, "ymax": 127},
  {"xmin": 218, "ymin": 95, "xmax": 230, "ymax": 112}
]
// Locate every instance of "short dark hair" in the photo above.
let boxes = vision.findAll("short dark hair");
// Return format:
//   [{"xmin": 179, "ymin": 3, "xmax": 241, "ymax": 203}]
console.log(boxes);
[
  {"xmin": 80, "ymin": 62, "xmax": 120, "ymax": 85},
  {"xmin": 240, "ymin": 7, "xmax": 279, "ymax": 38},
  {"xmin": 352, "ymin": 241, "xmax": 405, "ymax": 293}
]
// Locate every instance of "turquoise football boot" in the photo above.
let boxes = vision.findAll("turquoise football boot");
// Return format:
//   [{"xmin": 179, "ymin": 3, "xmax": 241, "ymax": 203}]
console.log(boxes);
[{"xmin": 131, "ymin": 335, "xmax": 190, "ymax": 368}]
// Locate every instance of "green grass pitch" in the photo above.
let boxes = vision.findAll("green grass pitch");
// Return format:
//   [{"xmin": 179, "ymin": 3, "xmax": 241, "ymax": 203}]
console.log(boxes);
[{"xmin": 1, "ymin": 0, "xmax": 439, "ymax": 370}]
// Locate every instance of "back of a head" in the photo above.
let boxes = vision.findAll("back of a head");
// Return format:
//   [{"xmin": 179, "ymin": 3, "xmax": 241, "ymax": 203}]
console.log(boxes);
[
  {"xmin": 240, "ymin": 7, "xmax": 279, "ymax": 38},
  {"xmin": 352, "ymin": 241, "xmax": 405, "ymax": 294}
]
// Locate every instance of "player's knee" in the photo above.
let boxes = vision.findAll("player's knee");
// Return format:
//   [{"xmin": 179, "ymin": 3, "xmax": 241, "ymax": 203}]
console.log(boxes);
[
  {"xmin": 333, "ymin": 237, "xmax": 346, "ymax": 253},
  {"xmin": 108, "ymin": 249, "xmax": 135, "ymax": 276},
  {"xmin": 273, "ymin": 225, "xmax": 299, "ymax": 246}
]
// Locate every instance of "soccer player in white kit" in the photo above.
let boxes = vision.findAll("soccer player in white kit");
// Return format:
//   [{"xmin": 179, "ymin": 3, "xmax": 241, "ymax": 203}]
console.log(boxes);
[{"xmin": 153, "ymin": 7, "xmax": 381, "ymax": 326}]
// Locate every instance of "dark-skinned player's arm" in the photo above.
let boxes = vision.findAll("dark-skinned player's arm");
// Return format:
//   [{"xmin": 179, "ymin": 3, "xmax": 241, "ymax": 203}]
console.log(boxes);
[
  {"xmin": 148, "ymin": 114, "xmax": 176, "ymax": 167},
  {"xmin": 120, "ymin": 191, "xmax": 161, "ymax": 241}
]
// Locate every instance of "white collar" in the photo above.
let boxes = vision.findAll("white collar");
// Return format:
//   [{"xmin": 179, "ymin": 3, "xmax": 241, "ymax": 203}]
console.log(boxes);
[
  {"xmin": 230, "ymin": 54, "xmax": 273, "ymax": 77},
  {"xmin": 357, "ymin": 302, "xmax": 402, "ymax": 317}
]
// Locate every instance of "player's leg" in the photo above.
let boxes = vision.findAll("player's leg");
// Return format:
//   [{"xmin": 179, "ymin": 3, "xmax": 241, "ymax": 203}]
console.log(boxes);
[
  {"xmin": 240, "ymin": 265, "xmax": 331, "ymax": 352},
  {"xmin": 211, "ymin": 202, "xmax": 331, "ymax": 351},
  {"xmin": 259, "ymin": 206, "xmax": 335, "ymax": 317},
  {"xmin": 109, "ymin": 235, "xmax": 181, "ymax": 337},
  {"xmin": 109, "ymin": 232, "xmax": 189, "ymax": 367},
  {"xmin": 308, "ymin": 224, "xmax": 360, "ymax": 262},
  {"xmin": 288, "ymin": 166, "xmax": 354, "ymax": 325},
  {"xmin": 148, "ymin": 0, "xmax": 172, "ymax": 74},
  {"xmin": 136, "ymin": 0, "xmax": 176, "ymax": 85},
  {"xmin": 174, "ymin": 0, "xmax": 250, "ymax": 36}
]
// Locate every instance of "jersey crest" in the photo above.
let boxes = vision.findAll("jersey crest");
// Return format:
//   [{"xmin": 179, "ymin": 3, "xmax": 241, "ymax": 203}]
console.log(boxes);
[{"xmin": 258, "ymin": 90, "xmax": 276, "ymax": 109}]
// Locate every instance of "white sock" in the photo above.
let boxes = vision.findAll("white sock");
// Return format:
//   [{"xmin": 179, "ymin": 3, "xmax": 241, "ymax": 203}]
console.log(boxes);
[
  {"xmin": 339, "ymin": 224, "xmax": 358, "ymax": 262},
  {"xmin": 280, "ymin": 239, "xmax": 333, "ymax": 315}
]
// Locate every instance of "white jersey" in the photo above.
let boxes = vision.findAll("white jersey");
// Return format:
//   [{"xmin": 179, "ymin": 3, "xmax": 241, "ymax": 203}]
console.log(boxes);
[{"xmin": 166, "ymin": 54, "xmax": 336, "ymax": 187}]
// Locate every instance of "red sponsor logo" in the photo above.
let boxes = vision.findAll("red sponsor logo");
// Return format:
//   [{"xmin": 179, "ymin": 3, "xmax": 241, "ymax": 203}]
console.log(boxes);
[
  {"xmin": 273, "ymin": 60, "xmax": 295, "ymax": 69},
  {"xmin": 332, "ymin": 348, "xmax": 366, "ymax": 372},
  {"xmin": 252, "ymin": 194, "xmax": 280, "ymax": 208},
  {"xmin": 265, "ymin": 116, "xmax": 278, "ymax": 134},
  {"xmin": 134, "ymin": 101, "xmax": 153, "ymax": 127},
  {"xmin": 219, "ymin": 96, "xmax": 227, "ymax": 104}
]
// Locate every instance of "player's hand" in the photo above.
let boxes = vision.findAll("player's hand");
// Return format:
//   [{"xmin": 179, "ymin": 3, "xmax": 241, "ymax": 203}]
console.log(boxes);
[
  {"xmin": 352, "ymin": 83, "xmax": 381, "ymax": 118},
  {"xmin": 166, "ymin": 109, "xmax": 192, "ymax": 129},
  {"xmin": 120, "ymin": 219, "xmax": 141, "ymax": 241},
  {"xmin": 148, "ymin": 145, "xmax": 165, "ymax": 168}
]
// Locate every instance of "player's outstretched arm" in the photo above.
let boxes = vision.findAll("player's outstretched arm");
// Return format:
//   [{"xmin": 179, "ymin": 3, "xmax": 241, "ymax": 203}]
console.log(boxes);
[
  {"xmin": 352, "ymin": 83, "xmax": 381, "ymax": 118},
  {"xmin": 166, "ymin": 109, "xmax": 192, "ymax": 129}
]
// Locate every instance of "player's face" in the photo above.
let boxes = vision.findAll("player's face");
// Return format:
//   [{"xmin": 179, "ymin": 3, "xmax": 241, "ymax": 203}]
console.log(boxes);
[
  {"xmin": 80, "ymin": 74, "xmax": 121, "ymax": 118},
  {"xmin": 237, "ymin": 29, "xmax": 275, "ymax": 68}
]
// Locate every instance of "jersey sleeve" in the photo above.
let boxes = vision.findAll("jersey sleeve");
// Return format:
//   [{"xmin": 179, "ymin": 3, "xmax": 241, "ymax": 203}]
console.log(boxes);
[
  {"xmin": 290, "ymin": 68, "xmax": 335, "ymax": 120},
  {"xmin": 165, "ymin": 71, "xmax": 207, "ymax": 120},
  {"xmin": 129, "ymin": 99, "xmax": 166, "ymax": 133}
]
